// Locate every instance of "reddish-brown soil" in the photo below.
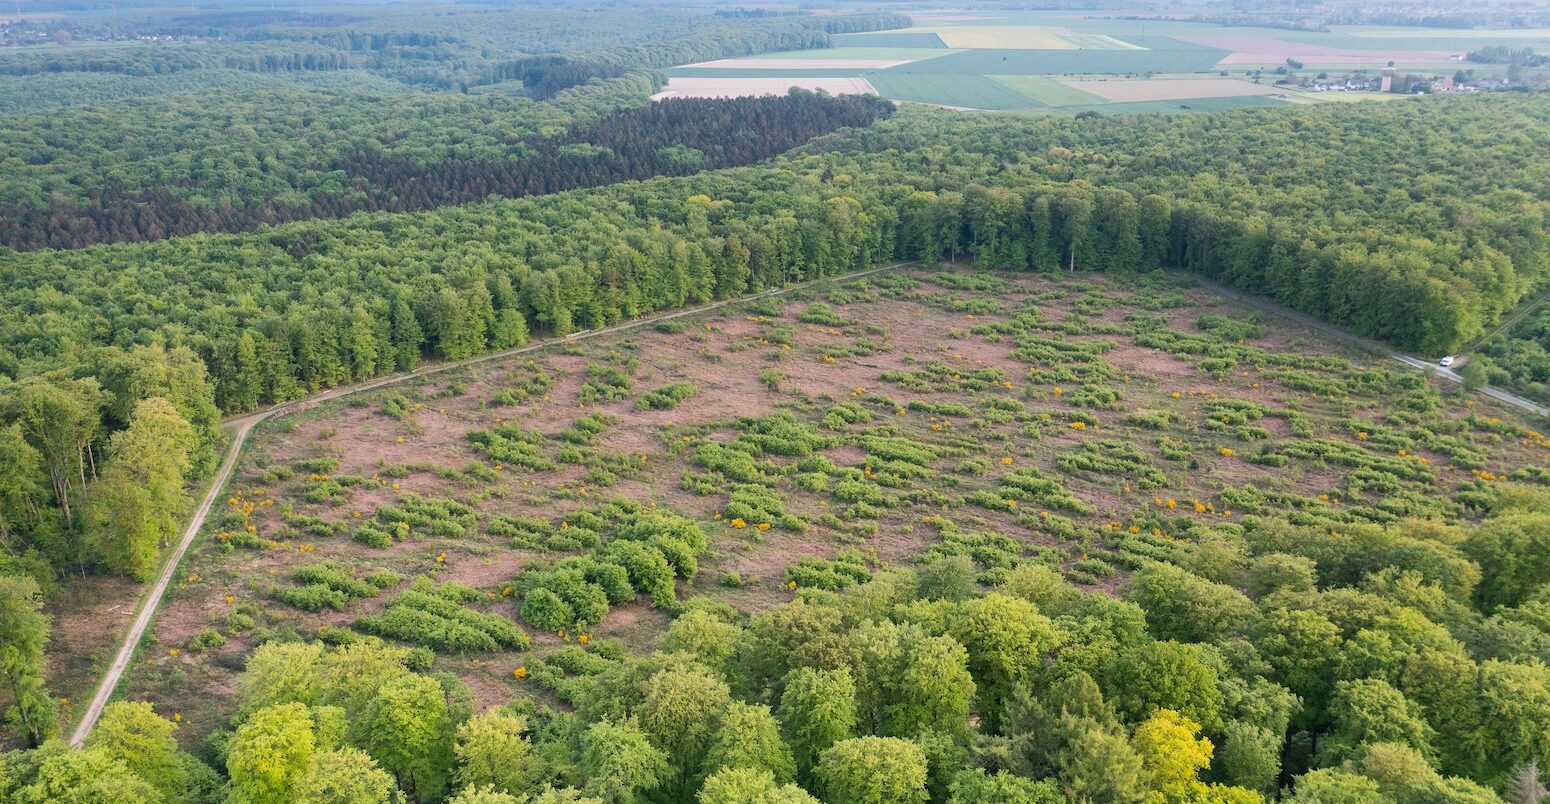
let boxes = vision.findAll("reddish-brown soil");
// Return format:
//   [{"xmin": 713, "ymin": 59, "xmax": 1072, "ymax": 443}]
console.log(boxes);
[{"xmin": 78, "ymin": 265, "xmax": 1544, "ymax": 747}]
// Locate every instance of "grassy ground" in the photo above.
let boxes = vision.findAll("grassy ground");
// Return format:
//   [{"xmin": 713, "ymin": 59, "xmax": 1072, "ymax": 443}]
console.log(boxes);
[
  {"xmin": 99, "ymin": 265, "xmax": 1548, "ymax": 748},
  {"xmin": 1050, "ymin": 95, "xmax": 1294, "ymax": 115}
]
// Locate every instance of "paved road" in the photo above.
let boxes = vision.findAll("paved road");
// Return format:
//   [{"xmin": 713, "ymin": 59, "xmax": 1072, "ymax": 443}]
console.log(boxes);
[
  {"xmin": 1192, "ymin": 275, "xmax": 1549, "ymax": 418},
  {"xmin": 67, "ymin": 261, "xmax": 912, "ymax": 747}
]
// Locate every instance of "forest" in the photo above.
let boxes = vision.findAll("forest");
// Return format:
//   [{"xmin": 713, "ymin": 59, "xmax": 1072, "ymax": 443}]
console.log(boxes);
[
  {"xmin": 0, "ymin": 89, "xmax": 892, "ymax": 249},
  {"xmin": 2, "ymin": 97, "xmax": 1547, "ymax": 410},
  {"xmin": 0, "ymin": 4, "xmax": 907, "ymax": 249}
]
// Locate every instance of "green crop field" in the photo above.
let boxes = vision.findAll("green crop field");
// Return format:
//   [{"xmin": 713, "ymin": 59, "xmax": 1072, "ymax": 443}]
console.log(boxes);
[
  {"xmin": 876, "ymin": 38, "xmax": 1232, "ymax": 77},
  {"xmin": 988, "ymin": 75, "xmax": 1107, "ymax": 105},
  {"xmin": 666, "ymin": 67, "xmax": 873, "ymax": 78},
  {"xmin": 1054, "ymin": 94, "xmax": 1293, "ymax": 115},
  {"xmin": 751, "ymin": 46, "xmax": 956, "ymax": 62},
  {"xmin": 867, "ymin": 72, "xmax": 1041, "ymax": 110},
  {"xmin": 832, "ymin": 31, "xmax": 949, "ymax": 49}
]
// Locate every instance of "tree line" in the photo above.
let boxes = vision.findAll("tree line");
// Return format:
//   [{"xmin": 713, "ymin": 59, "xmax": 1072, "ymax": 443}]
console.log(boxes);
[
  {"xmin": 0, "ymin": 41, "xmax": 355, "ymax": 78},
  {"xmin": 0, "ymin": 74, "xmax": 660, "ymax": 217}
]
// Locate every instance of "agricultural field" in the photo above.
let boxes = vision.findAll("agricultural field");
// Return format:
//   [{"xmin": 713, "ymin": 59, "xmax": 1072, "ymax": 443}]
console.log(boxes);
[
  {"xmin": 665, "ymin": 9, "xmax": 1546, "ymax": 111},
  {"xmin": 653, "ymin": 76, "xmax": 878, "ymax": 100},
  {"xmin": 112, "ymin": 263, "xmax": 1550, "ymax": 754},
  {"xmin": 1062, "ymin": 77, "xmax": 1295, "ymax": 103}
]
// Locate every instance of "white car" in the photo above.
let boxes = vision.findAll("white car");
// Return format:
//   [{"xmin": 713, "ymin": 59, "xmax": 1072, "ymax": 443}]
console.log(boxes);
[{"xmin": 1439, "ymin": 356, "xmax": 1456, "ymax": 368}]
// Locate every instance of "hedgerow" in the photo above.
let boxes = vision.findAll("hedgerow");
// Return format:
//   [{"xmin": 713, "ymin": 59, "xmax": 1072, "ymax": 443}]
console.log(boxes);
[
  {"xmin": 469, "ymin": 424, "xmax": 557, "ymax": 471},
  {"xmin": 786, "ymin": 549, "xmax": 871, "ymax": 590},
  {"xmin": 356, "ymin": 578, "xmax": 529, "ymax": 652},
  {"xmin": 275, "ymin": 562, "xmax": 396, "ymax": 612}
]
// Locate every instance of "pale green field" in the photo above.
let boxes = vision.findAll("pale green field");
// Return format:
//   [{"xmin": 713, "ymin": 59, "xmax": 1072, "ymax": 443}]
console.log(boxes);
[
  {"xmin": 1337, "ymin": 25, "xmax": 1550, "ymax": 39},
  {"xmin": 751, "ymin": 46, "xmax": 960, "ymax": 62},
  {"xmin": 988, "ymin": 75, "xmax": 1106, "ymax": 105},
  {"xmin": 924, "ymin": 26, "xmax": 1079, "ymax": 49},
  {"xmin": 1059, "ymin": 33, "xmax": 1148, "ymax": 51}
]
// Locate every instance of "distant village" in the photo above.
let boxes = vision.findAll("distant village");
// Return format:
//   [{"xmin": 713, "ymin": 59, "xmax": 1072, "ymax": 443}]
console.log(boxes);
[
  {"xmin": 1250, "ymin": 54, "xmax": 1543, "ymax": 96},
  {"xmin": 1299, "ymin": 68, "xmax": 1514, "ymax": 94}
]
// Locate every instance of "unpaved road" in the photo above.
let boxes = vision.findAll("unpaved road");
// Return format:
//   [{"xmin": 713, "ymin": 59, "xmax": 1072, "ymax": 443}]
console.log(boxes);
[
  {"xmin": 1194, "ymin": 275, "xmax": 1548, "ymax": 417},
  {"xmin": 68, "ymin": 261, "xmax": 911, "ymax": 747}
]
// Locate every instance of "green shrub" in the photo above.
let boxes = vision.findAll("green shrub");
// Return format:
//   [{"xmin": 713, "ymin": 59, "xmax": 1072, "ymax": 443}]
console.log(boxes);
[
  {"xmin": 356, "ymin": 580, "xmax": 530, "ymax": 653},
  {"xmin": 786, "ymin": 549, "xmax": 871, "ymax": 590},
  {"xmin": 579, "ymin": 364, "xmax": 633, "ymax": 404},
  {"xmin": 636, "ymin": 382, "xmax": 697, "ymax": 411},
  {"xmin": 469, "ymin": 424, "xmax": 556, "ymax": 471},
  {"xmin": 276, "ymin": 584, "xmax": 350, "ymax": 612},
  {"xmin": 799, "ymin": 302, "xmax": 847, "ymax": 326},
  {"xmin": 186, "ymin": 629, "xmax": 227, "ymax": 652}
]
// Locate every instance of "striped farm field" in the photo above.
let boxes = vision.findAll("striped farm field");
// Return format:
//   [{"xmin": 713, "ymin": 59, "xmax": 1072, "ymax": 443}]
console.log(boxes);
[
  {"xmin": 1062, "ymin": 77, "xmax": 1289, "ymax": 103},
  {"xmin": 666, "ymin": 67, "xmax": 873, "ymax": 79},
  {"xmin": 924, "ymin": 26, "xmax": 1077, "ymax": 49},
  {"xmin": 652, "ymin": 76, "xmax": 878, "ymax": 100},
  {"xmin": 684, "ymin": 58, "xmax": 917, "ymax": 70},
  {"xmin": 1059, "ymin": 33, "xmax": 1147, "ymax": 50},
  {"xmin": 867, "ymin": 72, "xmax": 1038, "ymax": 110},
  {"xmin": 832, "ymin": 31, "xmax": 948, "ymax": 49},
  {"xmin": 876, "ymin": 38, "xmax": 1230, "ymax": 76},
  {"xmin": 988, "ymin": 75, "xmax": 1106, "ymax": 105},
  {"xmin": 739, "ymin": 46, "xmax": 955, "ymax": 62}
]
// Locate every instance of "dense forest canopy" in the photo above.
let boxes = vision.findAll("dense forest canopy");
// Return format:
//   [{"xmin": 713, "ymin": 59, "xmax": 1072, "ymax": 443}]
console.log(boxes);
[
  {"xmin": 0, "ymin": 5, "xmax": 908, "ymax": 249},
  {"xmin": 0, "ymin": 86, "xmax": 892, "ymax": 249}
]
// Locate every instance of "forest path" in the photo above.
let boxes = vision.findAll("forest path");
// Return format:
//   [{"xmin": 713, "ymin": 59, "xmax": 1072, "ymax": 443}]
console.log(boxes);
[
  {"xmin": 67, "ymin": 260, "xmax": 914, "ymax": 748},
  {"xmin": 1191, "ymin": 274, "xmax": 1548, "ymax": 417}
]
